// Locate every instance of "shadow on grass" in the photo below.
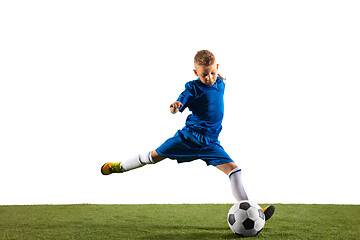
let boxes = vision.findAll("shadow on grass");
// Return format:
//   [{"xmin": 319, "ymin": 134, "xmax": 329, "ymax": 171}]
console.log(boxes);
[{"xmin": 143, "ymin": 224, "xmax": 238, "ymax": 240}]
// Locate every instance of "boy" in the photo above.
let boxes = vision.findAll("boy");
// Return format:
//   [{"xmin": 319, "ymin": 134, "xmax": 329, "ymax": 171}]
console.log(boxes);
[{"xmin": 101, "ymin": 50, "xmax": 274, "ymax": 220}]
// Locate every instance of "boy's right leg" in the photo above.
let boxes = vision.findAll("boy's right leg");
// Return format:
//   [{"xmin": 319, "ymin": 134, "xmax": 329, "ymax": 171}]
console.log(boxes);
[
  {"xmin": 101, "ymin": 150, "xmax": 165, "ymax": 175},
  {"xmin": 101, "ymin": 129, "xmax": 188, "ymax": 175},
  {"xmin": 151, "ymin": 150, "xmax": 167, "ymax": 163}
]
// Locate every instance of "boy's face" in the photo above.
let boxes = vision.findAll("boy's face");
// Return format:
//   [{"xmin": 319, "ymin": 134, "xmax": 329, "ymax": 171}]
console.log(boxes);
[{"xmin": 193, "ymin": 63, "xmax": 219, "ymax": 86}]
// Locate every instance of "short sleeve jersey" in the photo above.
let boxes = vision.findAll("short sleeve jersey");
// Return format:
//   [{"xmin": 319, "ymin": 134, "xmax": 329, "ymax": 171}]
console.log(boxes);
[{"xmin": 177, "ymin": 76, "xmax": 225, "ymax": 140}]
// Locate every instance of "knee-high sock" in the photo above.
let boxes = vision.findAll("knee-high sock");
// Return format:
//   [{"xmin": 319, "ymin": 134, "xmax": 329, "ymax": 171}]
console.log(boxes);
[
  {"xmin": 229, "ymin": 167, "xmax": 249, "ymax": 201},
  {"xmin": 120, "ymin": 152, "xmax": 154, "ymax": 171}
]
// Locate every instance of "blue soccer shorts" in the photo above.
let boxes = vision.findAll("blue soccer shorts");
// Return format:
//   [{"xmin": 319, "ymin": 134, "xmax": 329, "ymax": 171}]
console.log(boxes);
[{"xmin": 155, "ymin": 129, "xmax": 234, "ymax": 166}]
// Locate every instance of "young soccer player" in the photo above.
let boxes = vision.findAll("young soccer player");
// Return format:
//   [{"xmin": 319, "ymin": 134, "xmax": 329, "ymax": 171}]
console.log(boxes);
[{"xmin": 101, "ymin": 50, "xmax": 275, "ymax": 220}]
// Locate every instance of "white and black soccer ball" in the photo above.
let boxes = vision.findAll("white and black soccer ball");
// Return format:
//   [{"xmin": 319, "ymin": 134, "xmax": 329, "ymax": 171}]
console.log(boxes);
[{"xmin": 227, "ymin": 200, "xmax": 265, "ymax": 237}]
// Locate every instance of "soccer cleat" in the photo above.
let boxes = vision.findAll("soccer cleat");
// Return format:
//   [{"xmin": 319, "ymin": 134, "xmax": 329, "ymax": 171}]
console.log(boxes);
[
  {"xmin": 262, "ymin": 205, "xmax": 275, "ymax": 221},
  {"xmin": 101, "ymin": 162, "xmax": 123, "ymax": 175}
]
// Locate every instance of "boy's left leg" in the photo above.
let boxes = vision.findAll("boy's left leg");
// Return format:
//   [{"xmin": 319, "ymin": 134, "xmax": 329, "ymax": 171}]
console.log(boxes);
[
  {"xmin": 199, "ymin": 142, "xmax": 249, "ymax": 201},
  {"xmin": 101, "ymin": 150, "xmax": 165, "ymax": 175},
  {"xmin": 216, "ymin": 162, "xmax": 249, "ymax": 201},
  {"xmin": 216, "ymin": 162, "xmax": 275, "ymax": 221}
]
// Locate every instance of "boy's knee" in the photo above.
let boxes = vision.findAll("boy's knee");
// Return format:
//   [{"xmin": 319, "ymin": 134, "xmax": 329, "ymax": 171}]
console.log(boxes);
[
  {"xmin": 215, "ymin": 162, "xmax": 238, "ymax": 175},
  {"xmin": 151, "ymin": 150, "xmax": 166, "ymax": 163}
]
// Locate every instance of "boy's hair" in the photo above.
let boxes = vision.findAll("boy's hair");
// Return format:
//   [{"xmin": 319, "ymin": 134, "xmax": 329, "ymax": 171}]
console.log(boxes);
[{"xmin": 194, "ymin": 50, "xmax": 216, "ymax": 66}]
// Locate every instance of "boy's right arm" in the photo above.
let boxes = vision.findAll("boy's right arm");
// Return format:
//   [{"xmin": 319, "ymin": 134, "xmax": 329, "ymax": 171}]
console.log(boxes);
[
  {"xmin": 170, "ymin": 101, "xmax": 183, "ymax": 114},
  {"xmin": 171, "ymin": 81, "xmax": 194, "ymax": 114}
]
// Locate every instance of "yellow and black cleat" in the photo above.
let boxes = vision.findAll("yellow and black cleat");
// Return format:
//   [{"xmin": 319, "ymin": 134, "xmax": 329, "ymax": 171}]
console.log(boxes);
[
  {"xmin": 263, "ymin": 205, "xmax": 275, "ymax": 221},
  {"xmin": 101, "ymin": 162, "xmax": 122, "ymax": 175}
]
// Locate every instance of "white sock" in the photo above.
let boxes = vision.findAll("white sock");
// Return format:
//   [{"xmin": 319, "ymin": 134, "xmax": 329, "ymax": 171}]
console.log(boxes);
[
  {"xmin": 120, "ymin": 151, "xmax": 154, "ymax": 172},
  {"xmin": 229, "ymin": 167, "xmax": 249, "ymax": 201}
]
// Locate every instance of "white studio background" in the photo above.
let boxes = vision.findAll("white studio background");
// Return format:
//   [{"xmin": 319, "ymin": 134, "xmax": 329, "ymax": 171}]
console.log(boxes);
[{"xmin": 1, "ymin": 0, "xmax": 359, "ymax": 205}]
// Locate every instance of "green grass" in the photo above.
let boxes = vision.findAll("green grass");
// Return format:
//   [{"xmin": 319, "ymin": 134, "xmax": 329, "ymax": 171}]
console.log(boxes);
[{"xmin": 0, "ymin": 204, "xmax": 359, "ymax": 239}]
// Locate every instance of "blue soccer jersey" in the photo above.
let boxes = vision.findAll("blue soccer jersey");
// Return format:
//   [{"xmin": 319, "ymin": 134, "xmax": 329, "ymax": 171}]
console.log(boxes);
[
  {"xmin": 155, "ymin": 76, "xmax": 233, "ymax": 166},
  {"xmin": 178, "ymin": 76, "xmax": 225, "ymax": 140}
]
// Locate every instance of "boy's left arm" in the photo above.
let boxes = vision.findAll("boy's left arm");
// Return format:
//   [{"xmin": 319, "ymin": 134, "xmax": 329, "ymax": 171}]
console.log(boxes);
[{"xmin": 218, "ymin": 74, "xmax": 227, "ymax": 85}]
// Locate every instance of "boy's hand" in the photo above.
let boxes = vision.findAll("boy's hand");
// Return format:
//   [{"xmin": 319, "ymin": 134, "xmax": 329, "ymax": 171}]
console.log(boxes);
[{"xmin": 170, "ymin": 101, "xmax": 183, "ymax": 114}]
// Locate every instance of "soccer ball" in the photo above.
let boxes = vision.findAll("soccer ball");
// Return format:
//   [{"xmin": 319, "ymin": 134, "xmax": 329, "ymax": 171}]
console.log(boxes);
[{"xmin": 227, "ymin": 200, "xmax": 265, "ymax": 237}]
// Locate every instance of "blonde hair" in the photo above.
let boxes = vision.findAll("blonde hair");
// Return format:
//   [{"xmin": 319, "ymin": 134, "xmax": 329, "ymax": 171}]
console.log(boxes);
[{"xmin": 194, "ymin": 50, "xmax": 216, "ymax": 66}]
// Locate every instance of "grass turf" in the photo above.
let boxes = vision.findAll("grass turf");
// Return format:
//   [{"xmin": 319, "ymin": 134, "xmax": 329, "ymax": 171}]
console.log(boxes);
[{"xmin": 0, "ymin": 204, "xmax": 359, "ymax": 239}]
